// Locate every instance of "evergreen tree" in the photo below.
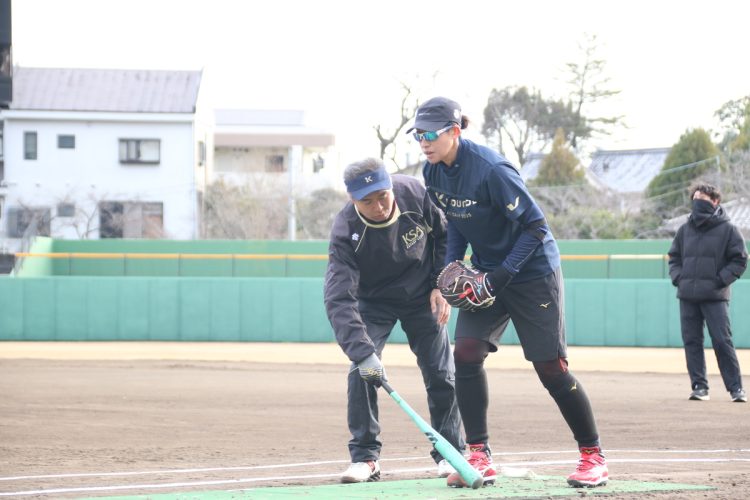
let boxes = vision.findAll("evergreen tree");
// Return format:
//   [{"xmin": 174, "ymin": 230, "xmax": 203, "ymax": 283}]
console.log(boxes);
[
  {"xmin": 531, "ymin": 128, "xmax": 585, "ymax": 186},
  {"xmin": 715, "ymin": 96, "xmax": 750, "ymax": 153},
  {"xmin": 645, "ymin": 128, "xmax": 720, "ymax": 214}
]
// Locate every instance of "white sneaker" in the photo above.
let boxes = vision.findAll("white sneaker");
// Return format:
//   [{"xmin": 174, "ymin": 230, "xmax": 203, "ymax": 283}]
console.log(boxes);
[
  {"xmin": 437, "ymin": 459, "xmax": 456, "ymax": 478},
  {"xmin": 341, "ymin": 460, "xmax": 380, "ymax": 483}
]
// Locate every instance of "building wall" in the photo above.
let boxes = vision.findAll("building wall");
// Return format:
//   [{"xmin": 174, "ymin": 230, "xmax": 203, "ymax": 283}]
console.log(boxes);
[
  {"xmin": 213, "ymin": 145, "xmax": 339, "ymax": 195},
  {"xmin": 191, "ymin": 95, "xmax": 215, "ymax": 239},
  {"xmin": 1, "ymin": 114, "xmax": 198, "ymax": 243}
]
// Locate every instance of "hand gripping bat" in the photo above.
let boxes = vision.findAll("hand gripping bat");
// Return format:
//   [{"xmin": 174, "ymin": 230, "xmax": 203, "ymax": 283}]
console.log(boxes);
[{"xmin": 381, "ymin": 380, "xmax": 483, "ymax": 489}]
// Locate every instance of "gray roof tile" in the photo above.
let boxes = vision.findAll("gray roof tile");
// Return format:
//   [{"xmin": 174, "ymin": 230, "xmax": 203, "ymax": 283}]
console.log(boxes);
[
  {"xmin": 10, "ymin": 67, "xmax": 202, "ymax": 113},
  {"xmin": 587, "ymin": 148, "xmax": 670, "ymax": 193}
]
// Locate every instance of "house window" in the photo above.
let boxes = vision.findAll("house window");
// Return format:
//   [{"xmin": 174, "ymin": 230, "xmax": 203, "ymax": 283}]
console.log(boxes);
[
  {"xmin": 24, "ymin": 131, "xmax": 37, "ymax": 160},
  {"xmin": 6, "ymin": 207, "xmax": 51, "ymax": 238},
  {"xmin": 198, "ymin": 141, "xmax": 206, "ymax": 166},
  {"xmin": 99, "ymin": 202, "xmax": 124, "ymax": 238},
  {"xmin": 118, "ymin": 139, "xmax": 160, "ymax": 164},
  {"xmin": 99, "ymin": 201, "xmax": 164, "ymax": 238},
  {"xmin": 58, "ymin": 135, "xmax": 76, "ymax": 149},
  {"xmin": 265, "ymin": 154, "xmax": 284, "ymax": 173},
  {"xmin": 57, "ymin": 203, "xmax": 76, "ymax": 217},
  {"xmin": 313, "ymin": 154, "xmax": 325, "ymax": 173}
]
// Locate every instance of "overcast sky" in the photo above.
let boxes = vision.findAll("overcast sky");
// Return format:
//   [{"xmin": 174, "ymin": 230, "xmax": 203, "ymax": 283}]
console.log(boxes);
[{"xmin": 10, "ymin": 0, "xmax": 750, "ymax": 166}]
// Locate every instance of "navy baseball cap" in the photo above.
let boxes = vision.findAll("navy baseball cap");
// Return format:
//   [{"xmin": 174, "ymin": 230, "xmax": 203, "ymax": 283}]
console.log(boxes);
[
  {"xmin": 406, "ymin": 96, "xmax": 462, "ymax": 133},
  {"xmin": 345, "ymin": 164, "xmax": 393, "ymax": 200}
]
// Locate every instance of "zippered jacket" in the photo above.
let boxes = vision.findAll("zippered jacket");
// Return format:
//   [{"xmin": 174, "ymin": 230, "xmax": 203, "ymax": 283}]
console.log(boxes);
[
  {"xmin": 422, "ymin": 137, "xmax": 559, "ymax": 284},
  {"xmin": 324, "ymin": 174, "xmax": 447, "ymax": 362},
  {"xmin": 668, "ymin": 206, "xmax": 747, "ymax": 302}
]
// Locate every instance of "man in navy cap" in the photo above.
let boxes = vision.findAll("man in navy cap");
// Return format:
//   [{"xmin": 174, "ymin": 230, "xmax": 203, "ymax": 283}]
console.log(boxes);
[{"xmin": 324, "ymin": 157, "xmax": 464, "ymax": 483}]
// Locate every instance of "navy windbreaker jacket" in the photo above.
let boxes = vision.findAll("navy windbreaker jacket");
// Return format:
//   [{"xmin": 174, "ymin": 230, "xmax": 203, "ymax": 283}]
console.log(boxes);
[
  {"xmin": 422, "ymin": 137, "xmax": 559, "ymax": 284},
  {"xmin": 324, "ymin": 175, "xmax": 447, "ymax": 363}
]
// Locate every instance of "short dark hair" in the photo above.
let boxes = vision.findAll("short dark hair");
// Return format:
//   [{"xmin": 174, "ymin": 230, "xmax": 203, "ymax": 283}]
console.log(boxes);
[
  {"xmin": 344, "ymin": 157, "xmax": 383, "ymax": 183},
  {"xmin": 691, "ymin": 182, "xmax": 721, "ymax": 203}
]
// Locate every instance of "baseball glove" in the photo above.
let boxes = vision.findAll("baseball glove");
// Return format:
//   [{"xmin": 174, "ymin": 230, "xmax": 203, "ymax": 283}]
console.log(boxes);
[{"xmin": 436, "ymin": 261, "xmax": 495, "ymax": 311}]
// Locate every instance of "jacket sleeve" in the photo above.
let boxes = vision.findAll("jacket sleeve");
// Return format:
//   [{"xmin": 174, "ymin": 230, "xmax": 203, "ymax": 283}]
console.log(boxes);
[
  {"xmin": 323, "ymin": 217, "xmax": 376, "ymax": 364},
  {"xmin": 423, "ymin": 189, "xmax": 448, "ymax": 286},
  {"xmin": 486, "ymin": 163, "xmax": 549, "ymax": 277},
  {"xmin": 667, "ymin": 227, "xmax": 684, "ymax": 286},
  {"xmin": 719, "ymin": 225, "xmax": 748, "ymax": 286},
  {"xmin": 446, "ymin": 219, "xmax": 469, "ymax": 264}
]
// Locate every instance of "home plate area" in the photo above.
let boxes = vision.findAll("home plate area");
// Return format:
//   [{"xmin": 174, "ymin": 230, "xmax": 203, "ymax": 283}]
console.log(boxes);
[{"xmin": 92, "ymin": 475, "xmax": 712, "ymax": 499}]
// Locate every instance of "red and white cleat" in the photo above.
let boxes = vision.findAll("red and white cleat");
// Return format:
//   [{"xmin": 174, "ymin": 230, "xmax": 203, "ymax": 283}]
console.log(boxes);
[
  {"xmin": 446, "ymin": 443, "xmax": 496, "ymax": 488},
  {"xmin": 567, "ymin": 446, "xmax": 609, "ymax": 488}
]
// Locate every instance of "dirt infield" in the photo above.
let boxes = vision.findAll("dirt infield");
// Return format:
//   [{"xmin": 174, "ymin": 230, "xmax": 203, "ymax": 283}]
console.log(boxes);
[{"xmin": 1, "ymin": 343, "xmax": 749, "ymax": 499}]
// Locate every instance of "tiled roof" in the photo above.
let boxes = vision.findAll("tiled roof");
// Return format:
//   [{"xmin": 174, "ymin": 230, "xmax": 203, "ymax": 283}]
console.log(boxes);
[
  {"xmin": 519, "ymin": 152, "xmax": 604, "ymax": 190},
  {"xmin": 587, "ymin": 148, "xmax": 670, "ymax": 193},
  {"xmin": 520, "ymin": 152, "xmax": 544, "ymax": 182},
  {"xmin": 10, "ymin": 67, "xmax": 202, "ymax": 113}
]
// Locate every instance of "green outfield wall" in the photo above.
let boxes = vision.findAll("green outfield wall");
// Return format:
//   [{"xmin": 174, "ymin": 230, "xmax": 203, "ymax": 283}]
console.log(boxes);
[
  {"xmin": 14, "ymin": 237, "xmax": 717, "ymax": 279},
  {"xmin": 1, "ymin": 276, "xmax": 748, "ymax": 348}
]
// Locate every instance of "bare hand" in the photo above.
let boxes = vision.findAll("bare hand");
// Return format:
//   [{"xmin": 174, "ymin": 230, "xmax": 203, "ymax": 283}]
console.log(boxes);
[{"xmin": 430, "ymin": 288, "xmax": 451, "ymax": 325}]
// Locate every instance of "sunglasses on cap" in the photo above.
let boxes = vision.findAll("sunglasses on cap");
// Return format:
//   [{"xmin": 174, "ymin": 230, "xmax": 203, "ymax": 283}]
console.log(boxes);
[{"xmin": 412, "ymin": 125, "xmax": 454, "ymax": 142}]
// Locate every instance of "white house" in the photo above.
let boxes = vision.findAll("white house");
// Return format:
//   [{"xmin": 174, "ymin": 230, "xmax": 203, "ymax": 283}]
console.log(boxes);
[
  {"xmin": 213, "ymin": 108, "xmax": 336, "ymax": 189},
  {"xmin": 212, "ymin": 108, "xmax": 336, "ymax": 240},
  {"xmin": 0, "ymin": 67, "xmax": 210, "ymax": 251}
]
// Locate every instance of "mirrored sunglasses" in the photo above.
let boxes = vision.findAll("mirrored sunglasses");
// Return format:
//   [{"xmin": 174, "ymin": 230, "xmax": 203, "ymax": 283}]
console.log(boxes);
[{"xmin": 412, "ymin": 125, "xmax": 454, "ymax": 142}]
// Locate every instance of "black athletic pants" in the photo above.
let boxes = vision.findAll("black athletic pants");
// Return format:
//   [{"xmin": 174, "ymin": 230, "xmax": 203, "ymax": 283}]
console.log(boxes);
[
  {"xmin": 680, "ymin": 299, "xmax": 743, "ymax": 393},
  {"xmin": 347, "ymin": 296, "xmax": 464, "ymax": 464}
]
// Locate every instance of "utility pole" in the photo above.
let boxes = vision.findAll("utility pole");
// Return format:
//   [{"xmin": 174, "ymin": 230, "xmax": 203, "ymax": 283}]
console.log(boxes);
[{"xmin": 287, "ymin": 145, "xmax": 302, "ymax": 240}]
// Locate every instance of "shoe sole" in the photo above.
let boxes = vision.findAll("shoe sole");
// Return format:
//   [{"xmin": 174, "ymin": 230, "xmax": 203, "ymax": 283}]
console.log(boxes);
[
  {"xmin": 568, "ymin": 479, "xmax": 608, "ymax": 488},
  {"xmin": 689, "ymin": 395, "xmax": 710, "ymax": 401},
  {"xmin": 568, "ymin": 481, "xmax": 607, "ymax": 488},
  {"xmin": 732, "ymin": 398, "xmax": 747, "ymax": 403},
  {"xmin": 340, "ymin": 471, "xmax": 380, "ymax": 483}
]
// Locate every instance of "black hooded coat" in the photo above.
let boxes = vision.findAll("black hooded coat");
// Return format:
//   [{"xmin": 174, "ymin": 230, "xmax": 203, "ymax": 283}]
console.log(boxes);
[{"xmin": 668, "ymin": 204, "xmax": 748, "ymax": 302}]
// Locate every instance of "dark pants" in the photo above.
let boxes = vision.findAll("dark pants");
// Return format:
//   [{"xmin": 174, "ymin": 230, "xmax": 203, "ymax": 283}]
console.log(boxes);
[
  {"xmin": 454, "ymin": 268, "xmax": 599, "ymax": 448},
  {"xmin": 680, "ymin": 300, "xmax": 743, "ymax": 393},
  {"xmin": 347, "ymin": 297, "xmax": 463, "ymax": 464}
]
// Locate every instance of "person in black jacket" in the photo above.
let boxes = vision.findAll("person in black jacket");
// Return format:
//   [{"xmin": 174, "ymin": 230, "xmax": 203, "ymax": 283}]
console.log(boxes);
[
  {"xmin": 668, "ymin": 183, "xmax": 748, "ymax": 402},
  {"xmin": 324, "ymin": 157, "xmax": 463, "ymax": 483}
]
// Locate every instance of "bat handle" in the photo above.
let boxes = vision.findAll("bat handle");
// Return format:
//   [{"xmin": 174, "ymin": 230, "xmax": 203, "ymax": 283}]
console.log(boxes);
[{"xmin": 381, "ymin": 380, "xmax": 394, "ymax": 394}]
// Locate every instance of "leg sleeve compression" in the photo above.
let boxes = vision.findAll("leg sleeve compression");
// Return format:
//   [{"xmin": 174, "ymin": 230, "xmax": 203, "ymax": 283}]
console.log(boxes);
[
  {"xmin": 534, "ymin": 358, "xmax": 600, "ymax": 448},
  {"xmin": 454, "ymin": 337, "xmax": 491, "ymax": 445}
]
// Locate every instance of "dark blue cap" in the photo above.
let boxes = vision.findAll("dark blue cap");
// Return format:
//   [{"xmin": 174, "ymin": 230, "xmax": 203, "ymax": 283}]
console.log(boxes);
[
  {"xmin": 406, "ymin": 96, "xmax": 462, "ymax": 133},
  {"xmin": 345, "ymin": 165, "xmax": 393, "ymax": 200}
]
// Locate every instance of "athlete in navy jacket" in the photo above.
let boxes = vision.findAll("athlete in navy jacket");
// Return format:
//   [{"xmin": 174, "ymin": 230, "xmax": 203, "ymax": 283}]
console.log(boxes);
[{"xmin": 409, "ymin": 97, "xmax": 608, "ymax": 488}]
